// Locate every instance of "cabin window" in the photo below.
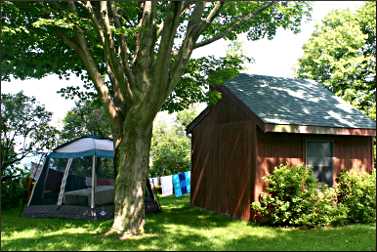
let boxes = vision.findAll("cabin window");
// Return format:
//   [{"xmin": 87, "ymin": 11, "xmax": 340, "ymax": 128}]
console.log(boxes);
[{"xmin": 306, "ymin": 140, "xmax": 333, "ymax": 186}]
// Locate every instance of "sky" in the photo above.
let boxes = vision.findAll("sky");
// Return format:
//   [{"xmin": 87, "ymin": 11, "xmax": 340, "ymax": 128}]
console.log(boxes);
[{"xmin": 2, "ymin": 1, "xmax": 364, "ymax": 129}]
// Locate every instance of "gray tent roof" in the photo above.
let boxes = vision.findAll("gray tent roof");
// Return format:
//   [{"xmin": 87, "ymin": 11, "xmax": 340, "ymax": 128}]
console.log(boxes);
[{"xmin": 224, "ymin": 74, "xmax": 375, "ymax": 129}]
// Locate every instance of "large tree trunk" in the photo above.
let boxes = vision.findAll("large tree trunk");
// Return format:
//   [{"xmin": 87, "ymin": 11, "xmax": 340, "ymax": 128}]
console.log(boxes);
[{"xmin": 108, "ymin": 107, "xmax": 153, "ymax": 239}]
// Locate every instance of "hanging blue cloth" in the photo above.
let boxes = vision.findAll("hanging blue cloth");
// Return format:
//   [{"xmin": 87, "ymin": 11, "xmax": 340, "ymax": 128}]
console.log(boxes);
[
  {"xmin": 179, "ymin": 172, "xmax": 187, "ymax": 194},
  {"xmin": 172, "ymin": 174, "xmax": 182, "ymax": 197},
  {"xmin": 185, "ymin": 171, "xmax": 191, "ymax": 193}
]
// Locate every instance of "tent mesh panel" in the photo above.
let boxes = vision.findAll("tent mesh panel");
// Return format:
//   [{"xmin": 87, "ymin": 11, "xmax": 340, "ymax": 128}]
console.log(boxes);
[{"xmin": 28, "ymin": 154, "xmax": 160, "ymax": 218}]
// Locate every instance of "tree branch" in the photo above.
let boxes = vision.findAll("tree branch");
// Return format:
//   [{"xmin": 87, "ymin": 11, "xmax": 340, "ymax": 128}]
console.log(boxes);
[
  {"xmin": 58, "ymin": 30, "xmax": 119, "ymax": 121},
  {"xmin": 109, "ymin": 2, "xmax": 136, "ymax": 99},
  {"xmin": 153, "ymin": 2, "xmax": 182, "ymax": 92},
  {"xmin": 194, "ymin": 1, "xmax": 277, "ymax": 49},
  {"xmin": 62, "ymin": 0, "xmax": 119, "ymax": 121},
  {"xmin": 204, "ymin": 1, "xmax": 224, "ymax": 25},
  {"xmin": 98, "ymin": 1, "xmax": 130, "ymax": 100},
  {"xmin": 133, "ymin": 0, "xmax": 156, "ymax": 69},
  {"xmin": 2, "ymin": 149, "xmax": 31, "ymax": 170},
  {"xmin": 156, "ymin": 2, "xmax": 189, "ymax": 39},
  {"xmin": 166, "ymin": 2, "xmax": 205, "ymax": 99},
  {"xmin": 78, "ymin": 0, "xmax": 105, "ymax": 45}
]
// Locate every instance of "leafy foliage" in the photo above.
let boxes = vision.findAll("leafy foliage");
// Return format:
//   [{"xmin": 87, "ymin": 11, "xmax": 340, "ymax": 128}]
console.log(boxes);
[
  {"xmin": 296, "ymin": 2, "xmax": 376, "ymax": 119},
  {"xmin": 0, "ymin": 92, "xmax": 58, "ymax": 181},
  {"xmin": 252, "ymin": 165, "xmax": 376, "ymax": 227},
  {"xmin": 336, "ymin": 169, "xmax": 376, "ymax": 224},
  {"xmin": 60, "ymin": 99, "xmax": 112, "ymax": 142},
  {"xmin": 1, "ymin": 175, "xmax": 29, "ymax": 210},
  {"xmin": 0, "ymin": 92, "xmax": 57, "ymax": 210},
  {"xmin": 149, "ymin": 108, "xmax": 198, "ymax": 177},
  {"xmin": 57, "ymin": 50, "xmax": 250, "ymax": 114},
  {"xmin": 1, "ymin": 1, "xmax": 311, "ymax": 81},
  {"xmin": 251, "ymin": 164, "xmax": 346, "ymax": 227}
]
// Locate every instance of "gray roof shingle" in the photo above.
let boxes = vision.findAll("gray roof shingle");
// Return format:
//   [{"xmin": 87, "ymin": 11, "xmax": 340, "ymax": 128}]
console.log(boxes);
[{"xmin": 224, "ymin": 74, "xmax": 376, "ymax": 129}]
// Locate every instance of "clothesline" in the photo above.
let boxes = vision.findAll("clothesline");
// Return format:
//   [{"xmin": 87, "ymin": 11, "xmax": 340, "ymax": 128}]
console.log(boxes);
[{"xmin": 149, "ymin": 171, "xmax": 191, "ymax": 197}]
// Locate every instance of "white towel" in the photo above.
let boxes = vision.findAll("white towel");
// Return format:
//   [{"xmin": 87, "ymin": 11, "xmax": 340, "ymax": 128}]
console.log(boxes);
[
  {"xmin": 160, "ymin": 175, "xmax": 173, "ymax": 197},
  {"xmin": 152, "ymin": 177, "xmax": 160, "ymax": 188}
]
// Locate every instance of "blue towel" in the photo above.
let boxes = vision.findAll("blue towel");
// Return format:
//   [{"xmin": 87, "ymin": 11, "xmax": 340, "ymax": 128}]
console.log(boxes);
[
  {"xmin": 185, "ymin": 171, "xmax": 191, "ymax": 193},
  {"xmin": 172, "ymin": 174, "xmax": 182, "ymax": 197},
  {"xmin": 179, "ymin": 172, "xmax": 187, "ymax": 194}
]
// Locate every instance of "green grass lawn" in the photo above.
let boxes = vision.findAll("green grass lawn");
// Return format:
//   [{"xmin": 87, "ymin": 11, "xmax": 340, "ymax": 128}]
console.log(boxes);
[{"xmin": 1, "ymin": 195, "xmax": 376, "ymax": 251}]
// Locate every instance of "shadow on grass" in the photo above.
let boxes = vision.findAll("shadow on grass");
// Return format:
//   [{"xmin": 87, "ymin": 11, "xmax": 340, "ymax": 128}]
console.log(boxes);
[
  {"xmin": 2, "ymin": 195, "xmax": 376, "ymax": 251},
  {"xmin": 2, "ymin": 230, "xmax": 216, "ymax": 251},
  {"xmin": 4, "ymin": 223, "xmax": 375, "ymax": 251}
]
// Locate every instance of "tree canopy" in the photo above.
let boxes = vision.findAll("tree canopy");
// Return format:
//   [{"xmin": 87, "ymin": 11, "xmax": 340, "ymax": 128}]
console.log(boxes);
[{"xmin": 296, "ymin": 2, "xmax": 376, "ymax": 119}]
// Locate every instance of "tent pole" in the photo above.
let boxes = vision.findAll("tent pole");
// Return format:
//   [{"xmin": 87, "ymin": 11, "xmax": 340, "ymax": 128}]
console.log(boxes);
[
  {"xmin": 27, "ymin": 155, "xmax": 49, "ymax": 207},
  {"xmin": 57, "ymin": 158, "xmax": 73, "ymax": 208},
  {"xmin": 91, "ymin": 155, "xmax": 97, "ymax": 219}
]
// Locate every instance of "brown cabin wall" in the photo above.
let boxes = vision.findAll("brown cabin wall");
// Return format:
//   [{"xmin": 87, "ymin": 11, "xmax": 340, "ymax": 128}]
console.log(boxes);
[
  {"xmin": 254, "ymin": 131, "xmax": 374, "ymax": 201},
  {"xmin": 253, "ymin": 130, "xmax": 305, "ymax": 201},
  {"xmin": 190, "ymin": 95, "xmax": 257, "ymax": 221}
]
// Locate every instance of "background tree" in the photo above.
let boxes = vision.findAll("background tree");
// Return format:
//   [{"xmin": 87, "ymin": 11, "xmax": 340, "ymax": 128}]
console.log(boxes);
[
  {"xmin": 60, "ymin": 99, "xmax": 112, "ymax": 142},
  {"xmin": 296, "ymin": 2, "xmax": 376, "ymax": 119},
  {"xmin": 2, "ymin": 1, "xmax": 311, "ymax": 237},
  {"xmin": 0, "ymin": 92, "xmax": 58, "ymax": 181},
  {"xmin": 1, "ymin": 92, "xmax": 58, "ymax": 209},
  {"xmin": 149, "ymin": 113, "xmax": 191, "ymax": 178}
]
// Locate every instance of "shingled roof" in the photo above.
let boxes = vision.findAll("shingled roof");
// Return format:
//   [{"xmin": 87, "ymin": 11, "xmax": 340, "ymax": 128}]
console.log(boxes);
[{"xmin": 223, "ymin": 74, "xmax": 375, "ymax": 129}]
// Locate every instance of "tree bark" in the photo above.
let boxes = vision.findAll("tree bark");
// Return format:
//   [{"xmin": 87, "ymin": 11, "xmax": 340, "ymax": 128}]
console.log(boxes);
[{"xmin": 108, "ymin": 106, "xmax": 153, "ymax": 239}]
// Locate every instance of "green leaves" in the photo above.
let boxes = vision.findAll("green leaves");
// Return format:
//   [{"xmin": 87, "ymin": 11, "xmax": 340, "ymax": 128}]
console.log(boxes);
[
  {"xmin": 297, "ymin": 2, "xmax": 376, "ymax": 119},
  {"xmin": 149, "ymin": 109, "xmax": 196, "ymax": 177},
  {"xmin": 252, "ymin": 164, "xmax": 376, "ymax": 227},
  {"xmin": 252, "ymin": 164, "xmax": 347, "ymax": 227},
  {"xmin": 1, "ymin": 92, "xmax": 58, "ymax": 176},
  {"xmin": 336, "ymin": 169, "xmax": 376, "ymax": 224},
  {"xmin": 32, "ymin": 17, "xmax": 75, "ymax": 30},
  {"xmin": 60, "ymin": 99, "xmax": 112, "ymax": 142}
]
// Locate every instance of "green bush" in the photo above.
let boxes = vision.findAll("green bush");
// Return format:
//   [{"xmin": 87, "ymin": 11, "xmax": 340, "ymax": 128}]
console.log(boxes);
[
  {"xmin": 336, "ymin": 169, "xmax": 376, "ymax": 224},
  {"xmin": 251, "ymin": 164, "xmax": 346, "ymax": 227},
  {"xmin": 300, "ymin": 184, "xmax": 348, "ymax": 226},
  {"xmin": 1, "ymin": 176, "xmax": 29, "ymax": 210}
]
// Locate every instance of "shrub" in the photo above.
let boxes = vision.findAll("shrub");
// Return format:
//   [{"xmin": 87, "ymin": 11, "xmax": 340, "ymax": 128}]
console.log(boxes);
[
  {"xmin": 336, "ymin": 168, "xmax": 376, "ymax": 224},
  {"xmin": 300, "ymin": 184, "xmax": 348, "ymax": 226},
  {"xmin": 1, "ymin": 176, "xmax": 29, "ymax": 210},
  {"xmin": 251, "ymin": 164, "xmax": 345, "ymax": 227}
]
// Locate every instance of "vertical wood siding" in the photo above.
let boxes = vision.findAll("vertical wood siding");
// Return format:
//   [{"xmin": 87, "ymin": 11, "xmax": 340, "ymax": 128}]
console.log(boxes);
[
  {"xmin": 191, "ymin": 95, "xmax": 257, "ymax": 221},
  {"xmin": 254, "ymin": 131, "xmax": 304, "ymax": 201},
  {"xmin": 333, "ymin": 136, "xmax": 373, "ymax": 173}
]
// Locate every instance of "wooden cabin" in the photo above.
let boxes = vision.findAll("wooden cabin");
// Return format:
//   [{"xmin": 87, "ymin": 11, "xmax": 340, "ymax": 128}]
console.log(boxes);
[{"xmin": 186, "ymin": 74, "xmax": 376, "ymax": 221}]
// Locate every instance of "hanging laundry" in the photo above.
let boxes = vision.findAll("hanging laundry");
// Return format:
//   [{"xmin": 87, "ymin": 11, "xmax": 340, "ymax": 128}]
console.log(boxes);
[
  {"xmin": 149, "ymin": 178, "xmax": 154, "ymax": 190},
  {"xmin": 185, "ymin": 171, "xmax": 191, "ymax": 193},
  {"xmin": 149, "ymin": 177, "xmax": 159, "ymax": 190},
  {"xmin": 153, "ymin": 177, "xmax": 160, "ymax": 188},
  {"xmin": 160, "ymin": 175, "xmax": 173, "ymax": 197},
  {"xmin": 172, "ymin": 174, "xmax": 182, "ymax": 197},
  {"xmin": 179, "ymin": 172, "xmax": 187, "ymax": 194}
]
